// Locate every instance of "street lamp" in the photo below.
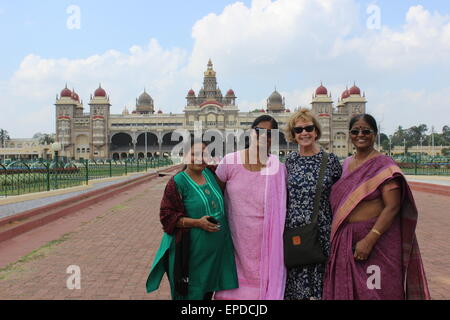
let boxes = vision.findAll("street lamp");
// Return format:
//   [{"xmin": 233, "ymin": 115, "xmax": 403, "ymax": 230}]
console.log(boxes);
[
  {"xmin": 388, "ymin": 135, "xmax": 392, "ymax": 157},
  {"xmin": 419, "ymin": 137, "xmax": 423, "ymax": 158},
  {"xmin": 129, "ymin": 148, "xmax": 135, "ymax": 159},
  {"xmin": 403, "ymin": 138, "xmax": 406, "ymax": 158},
  {"xmin": 431, "ymin": 126, "xmax": 435, "ymax": 156}
]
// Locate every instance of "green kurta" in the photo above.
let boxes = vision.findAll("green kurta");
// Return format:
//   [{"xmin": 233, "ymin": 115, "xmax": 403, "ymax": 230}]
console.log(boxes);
[{"xmin": 146, "ymin": 168, "xmax": 238, "ymax": 299}]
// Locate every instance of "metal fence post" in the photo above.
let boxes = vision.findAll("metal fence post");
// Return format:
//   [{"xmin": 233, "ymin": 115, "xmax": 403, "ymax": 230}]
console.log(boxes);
[
  {"xmin": 109, "ymin": 160, "xmax": 112, "ymax": 177},
  {"xmin": 0, "ymin": 164, "xmax": 6, "ymax": 198},
  {"xmin": 414, "ymin": 156, "xmax": 418, "ymax": 175},
  {"xmin": 85, "ymin": 159, "xmax": 89, "ymax": 185},
  {"xmin": 46, "ymin": 162, "xmax": 50, "ymax": 191}
]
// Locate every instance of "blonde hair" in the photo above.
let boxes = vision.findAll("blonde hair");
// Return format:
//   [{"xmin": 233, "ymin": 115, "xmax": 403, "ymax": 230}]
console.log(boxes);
[{"xmin": 284, "ymin": 108, "xmax": 322, "ymax": 143}]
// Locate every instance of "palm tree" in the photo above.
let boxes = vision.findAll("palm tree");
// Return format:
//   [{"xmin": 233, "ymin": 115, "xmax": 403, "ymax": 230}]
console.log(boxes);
[
  {"xmin": 0, "ymin": 129, "xmax": 11, "ymax": 162},
  {"xmin": 39, "ymin": 133, "xmax": 55, "ymax": 145},
  {"xmin": 0, "ymin": 129, "xmax": 10, "ymax": 148}
]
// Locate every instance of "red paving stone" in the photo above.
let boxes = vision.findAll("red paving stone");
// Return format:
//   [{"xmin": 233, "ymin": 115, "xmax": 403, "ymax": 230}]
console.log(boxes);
[{"xmin": 0, "ymin": 176, "xmax": 448, "ymax": 300}]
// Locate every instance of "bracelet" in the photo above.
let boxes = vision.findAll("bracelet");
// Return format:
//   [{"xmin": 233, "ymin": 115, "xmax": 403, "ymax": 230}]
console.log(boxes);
[{"xmin": 371, "ymin": 228, "xmax": 382, "ymax": 236}]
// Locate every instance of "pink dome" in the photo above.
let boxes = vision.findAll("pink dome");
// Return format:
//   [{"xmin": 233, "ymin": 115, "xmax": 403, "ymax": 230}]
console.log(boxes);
[
  {"xmin": 315, "ymin": 84, "xmax": 328, "ymax": 95},
  {"xmin": 188, "ymin": 89, "xmax": 195, "ymax": 96},
  {"xmin": 341, "ymin": 89, "xmax": 350, "ymax": 99},
  {"xmin": 349, "ymin": 85, "xmax": 361, "ymax": 95},
  {"xmin": 226, "ymin": 89, "xmax": 235, "ymax": 96},
  {"xmin": 94, "ymin": 85, "xmax": 107, "ymax": 97},
  {"xmin": 60, "ymin": 87, "xmax": 72, "ymax": 98}
]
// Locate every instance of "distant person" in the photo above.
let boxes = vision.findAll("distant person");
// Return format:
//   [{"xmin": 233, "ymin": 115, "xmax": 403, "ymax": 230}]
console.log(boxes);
[
  {"xmin": 146, "ymin": 141, "xmax": 238, "ymax": 300},
  {"xmin": 323, "ymin": 114, "xmax": 430, "ymax": 300}
]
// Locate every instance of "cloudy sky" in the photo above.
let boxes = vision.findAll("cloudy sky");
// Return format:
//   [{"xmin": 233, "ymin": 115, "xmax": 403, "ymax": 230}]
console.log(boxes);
[{"xmin": 0, "ymin": 0, "xmax": 449, "ymax": 138}]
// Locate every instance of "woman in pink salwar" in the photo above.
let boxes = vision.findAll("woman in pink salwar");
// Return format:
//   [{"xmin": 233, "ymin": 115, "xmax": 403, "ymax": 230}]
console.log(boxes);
[
  {"xmin": 214, "ymin": 115, "xmax": 287, "ymax": 300},
  {"xmin": 323, "ymin": 114, "xmax": 430, "ymax": 300}
]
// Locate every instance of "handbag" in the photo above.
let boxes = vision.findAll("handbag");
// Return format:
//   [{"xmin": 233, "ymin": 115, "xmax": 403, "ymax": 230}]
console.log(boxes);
[{"xmin": 283, "ymin": 152, "xmax": 329, "ymax": 268}]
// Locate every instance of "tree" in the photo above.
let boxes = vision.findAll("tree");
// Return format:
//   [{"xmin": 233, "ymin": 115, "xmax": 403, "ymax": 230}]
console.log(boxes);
[
  {"xmin": 0, "ymin": 129, "xmax": 10, "ymax": 148},
  {"xmin": 32, "ymin": 132, "xmax": 44, "ymax": 140},
  {"xmin": 39, "ymin": 134, "xmax": 55, "ymax": 145},
  {"xmin": 443, "ymin": 126, "xmax": 450, "ymax": 143},
  {"xmin": 391, "ymin": 126, "xmax": 405, "ymax": 147},
  {"xmin": 379, "ymin": 133, "xmax": 389, "ymax": 151},
  {"xmin": 406, "ymin": 124, "xmax": 428, "ymax": 147}
]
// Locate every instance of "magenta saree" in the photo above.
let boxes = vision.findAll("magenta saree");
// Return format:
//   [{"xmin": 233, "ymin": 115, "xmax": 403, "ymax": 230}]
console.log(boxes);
[{"xmin": 323, "ymin": 155, "xmax": 430, "ymax": 300}]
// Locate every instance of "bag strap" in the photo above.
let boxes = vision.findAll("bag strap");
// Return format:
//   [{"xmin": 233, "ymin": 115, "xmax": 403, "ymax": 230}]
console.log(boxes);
[{"xmin": 311, "ymin": 151, "xmax": 328, "ymax": 225}]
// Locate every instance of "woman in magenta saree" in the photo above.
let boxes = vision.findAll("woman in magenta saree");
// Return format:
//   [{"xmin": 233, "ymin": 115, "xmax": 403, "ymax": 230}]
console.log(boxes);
[{"xmin": 323, "ymin": 114, "xmax": 430, "ymax": 300}]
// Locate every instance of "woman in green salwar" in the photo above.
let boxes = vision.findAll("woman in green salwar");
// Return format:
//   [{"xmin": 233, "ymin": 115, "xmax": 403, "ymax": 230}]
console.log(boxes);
[{"xmin": 146, "ymin": 141, "xmax": 238, "ymax": 300}]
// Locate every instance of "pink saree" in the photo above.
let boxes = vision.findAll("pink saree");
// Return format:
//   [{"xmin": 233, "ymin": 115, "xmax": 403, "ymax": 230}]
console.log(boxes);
[{"xmin": 323, "ymin": 155, "xmax": 430, "ymax": 300}]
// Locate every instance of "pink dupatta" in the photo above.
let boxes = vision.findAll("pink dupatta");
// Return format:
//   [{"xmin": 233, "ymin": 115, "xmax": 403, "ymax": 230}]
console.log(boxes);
[{"xmin": 259, "ymin": 155, "xmax": 287, "ymax": 299}]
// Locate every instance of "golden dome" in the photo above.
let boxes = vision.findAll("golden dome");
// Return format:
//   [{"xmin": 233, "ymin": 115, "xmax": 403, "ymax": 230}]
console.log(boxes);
[{"xmin": 204, "ymin": 59, "xmax": 216, "ymax": 77}]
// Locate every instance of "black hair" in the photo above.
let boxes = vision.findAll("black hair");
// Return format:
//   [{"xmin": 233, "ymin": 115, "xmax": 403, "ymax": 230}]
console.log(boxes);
[
  {"xmin": 251, "ymin": 115, "xmax": 279, "ymax": 130},
  {"xmin": 243, "ymin": 115, "xmax": 278, "ymax": 150},
  {"xmin": 180, "ymin": 139, "xmax": 207, "ymax": 172},
  {"xmin": 349, "ymin": 114, "xmax": 378, "ymax": 134}
]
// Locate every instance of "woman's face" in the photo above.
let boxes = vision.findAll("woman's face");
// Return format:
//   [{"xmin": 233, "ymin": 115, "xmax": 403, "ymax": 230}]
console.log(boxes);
[
  {"xmin": 350, "ymin": 118, "xmax": 376, "ymax": 150},
  {"xmin": 186, "ymin": 143, "xmax": 206, "ymax": 171},
  {"xmin": 293, "ymin": 118, "xmax": 317, "ymax": 148},
  {"xmin": 251, "ymin": 120, "xmax": 273, "ymax": 152}
]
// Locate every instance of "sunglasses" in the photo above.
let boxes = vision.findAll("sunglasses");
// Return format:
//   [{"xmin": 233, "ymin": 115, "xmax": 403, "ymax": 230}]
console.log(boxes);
[
  {"xmin": 254, "ymin": 127, "xmax": 273, "ymax": 138},
  {"xmin": 350, "ymin": 128, "xmax": 374, "ymax": 136},
  {"xmin": 293, "ymin": 125, "xmax": 315, "ymax": 134}
]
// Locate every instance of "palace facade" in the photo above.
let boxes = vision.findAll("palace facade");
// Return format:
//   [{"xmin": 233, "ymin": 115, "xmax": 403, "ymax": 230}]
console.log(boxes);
[{"xmin": 52, "ymin": 60, "xmax": 367, "ymax": 160}]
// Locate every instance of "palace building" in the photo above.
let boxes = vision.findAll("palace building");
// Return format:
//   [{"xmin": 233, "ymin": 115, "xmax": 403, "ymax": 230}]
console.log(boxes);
[{"xmin": 52, "ymin": 60, "xmax": 368, "ymax": 160}]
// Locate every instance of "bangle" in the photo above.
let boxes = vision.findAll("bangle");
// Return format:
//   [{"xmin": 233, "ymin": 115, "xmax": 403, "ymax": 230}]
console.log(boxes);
[{"xmin": 371, "ymin": 228, "xmax": 382, "ymax": 236}]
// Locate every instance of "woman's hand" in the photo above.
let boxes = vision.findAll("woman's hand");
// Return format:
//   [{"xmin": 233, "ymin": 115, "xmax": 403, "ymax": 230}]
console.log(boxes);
[
  {"xmin": 354, "ymin": 234, "xmax": 378, "ymax": 261},
  {"xmin": 196, "ymin": 216, "xmax": 220, "ymax": 233}
]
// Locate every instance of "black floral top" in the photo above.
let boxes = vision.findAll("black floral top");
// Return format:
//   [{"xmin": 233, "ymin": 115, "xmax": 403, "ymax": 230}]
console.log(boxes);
[{"xmin": 284, "ymin": 149, "xmax": 342, "ymax": 300}]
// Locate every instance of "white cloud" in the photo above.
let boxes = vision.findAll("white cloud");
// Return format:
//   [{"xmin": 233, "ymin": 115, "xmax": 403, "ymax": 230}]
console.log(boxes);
[
  {"xmin": 331, "ymin": 5, "xmax": 450, "ymax": 70},
  {"xmin": 187, "ymin": 0, "xmax": 359, "ymax": 78},
  {"xmin": 1, "ymin": 39, "xmax": 189, "ymax": 137}
]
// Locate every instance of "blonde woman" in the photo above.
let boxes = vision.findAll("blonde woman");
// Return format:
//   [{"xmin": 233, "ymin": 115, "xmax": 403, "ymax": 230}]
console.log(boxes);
[{"xmin": 283, "ymin": 108, "xmax": 342, "ymax": 300}]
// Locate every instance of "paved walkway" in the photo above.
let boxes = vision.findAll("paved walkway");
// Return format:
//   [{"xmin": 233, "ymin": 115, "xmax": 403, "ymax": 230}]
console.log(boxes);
[
  {"xmin": 405, "ymin": 175, "xmax": 450, "ymax": 187},
  {"xmin": 0, "ymin": 170, "xmax": 157, "ymax": 219},
  {"xmin": 0, "ymin": 175, "xmax": 448, "ymax": 300}
]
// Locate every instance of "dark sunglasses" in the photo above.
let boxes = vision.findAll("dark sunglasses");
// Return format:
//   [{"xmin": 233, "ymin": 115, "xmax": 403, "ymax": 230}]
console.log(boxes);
[
  {"xmin": 293, "ymin": 125, "xmax": 315, "ymax": 134},
  {"xmin": 254, "ymin": 127, "xmax": 272, "ymax": 138},
  {"xmin": 350, "ymin": 128, "xmax": 374, "ymax": 136}
]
